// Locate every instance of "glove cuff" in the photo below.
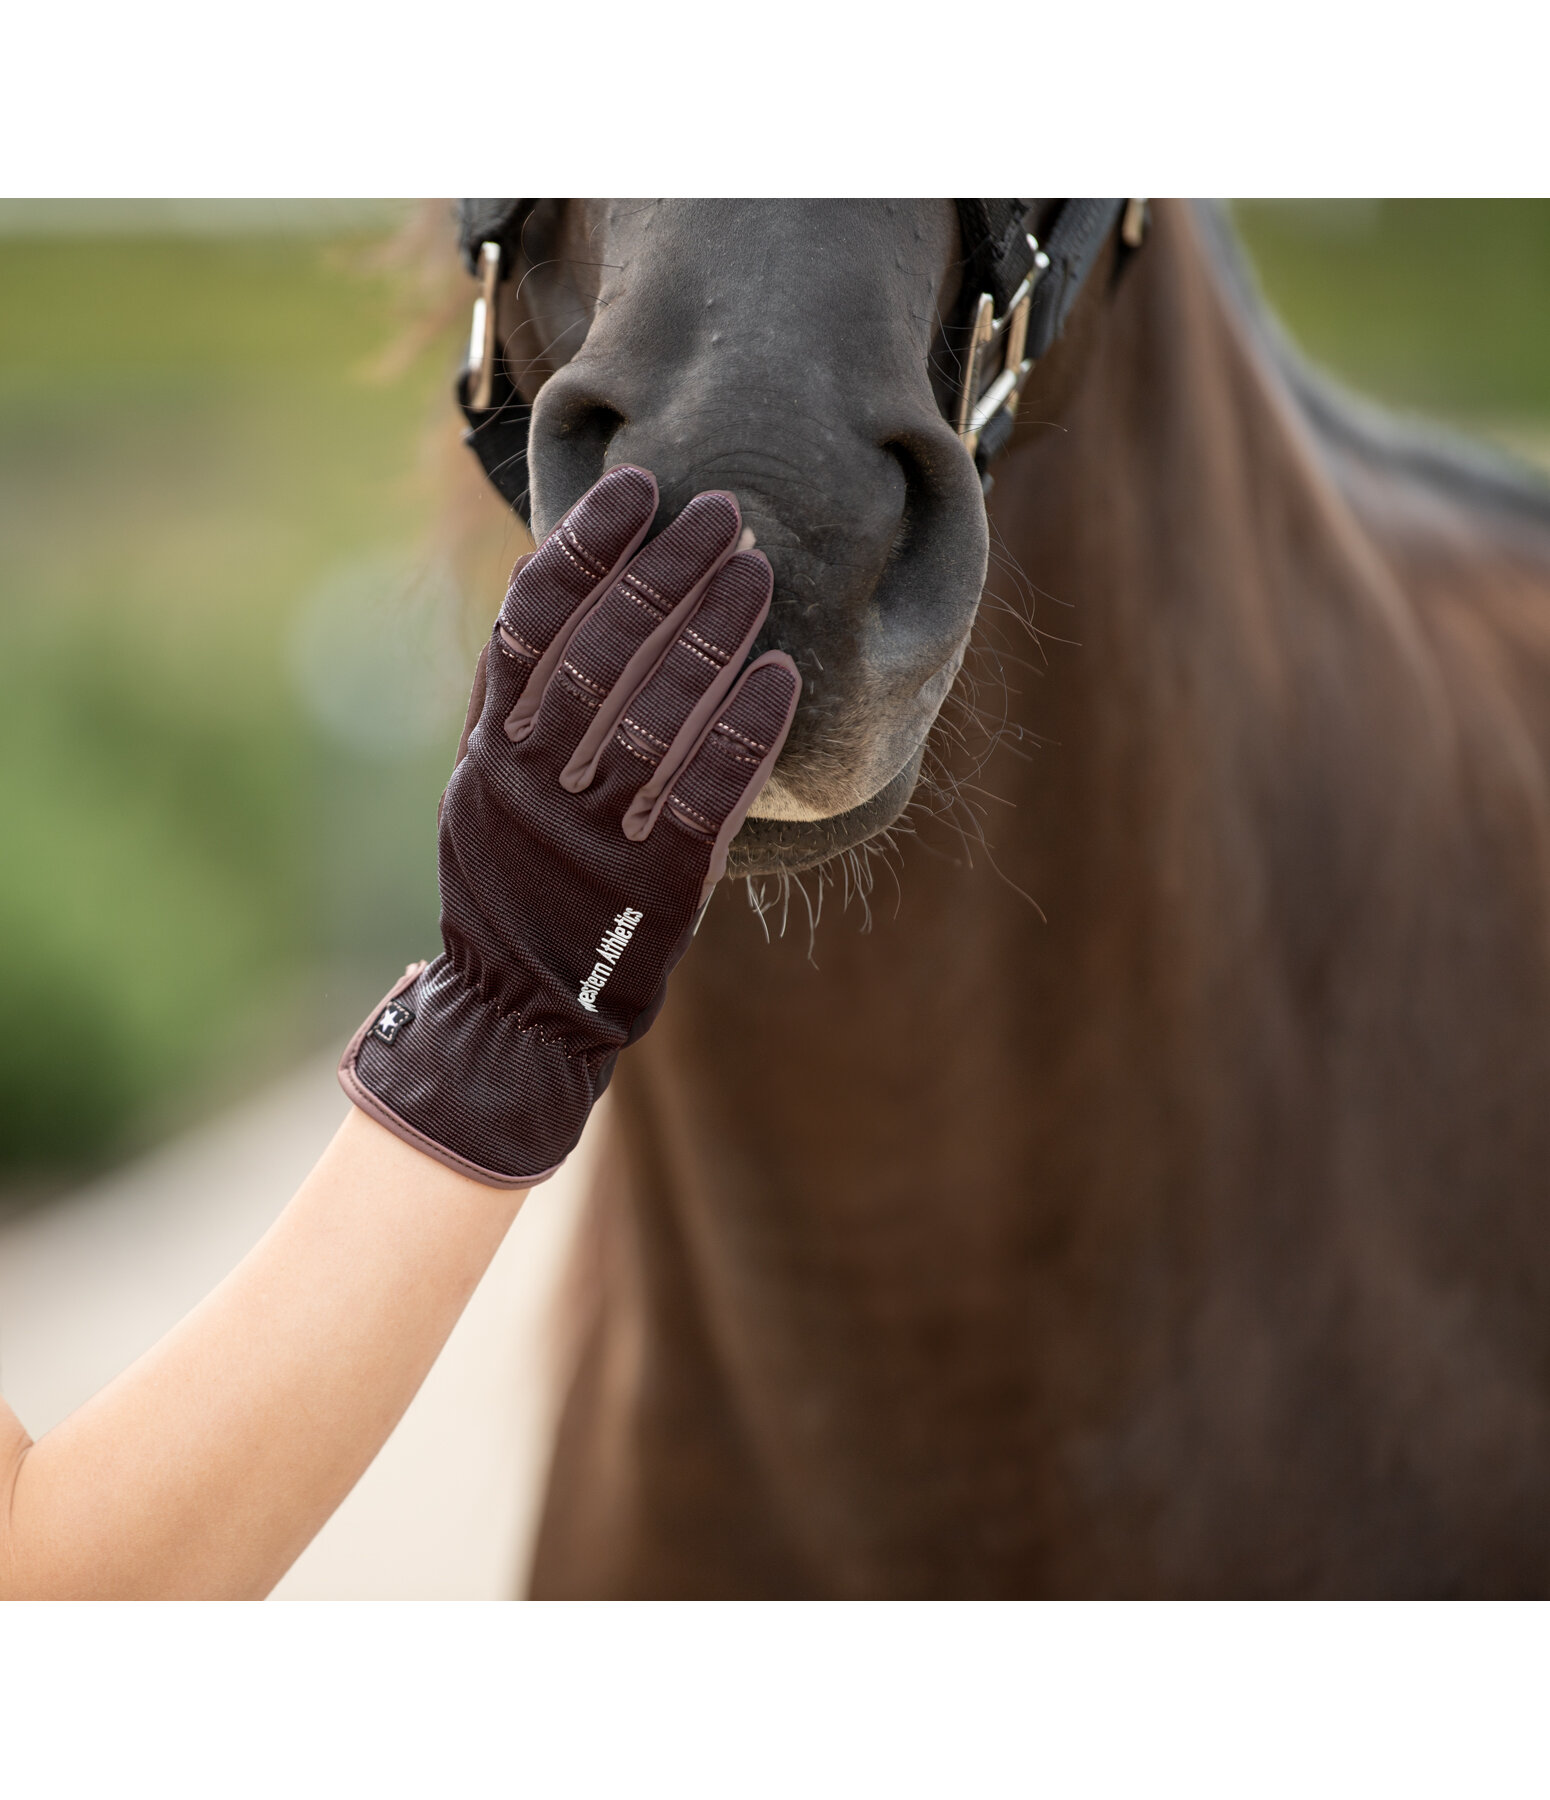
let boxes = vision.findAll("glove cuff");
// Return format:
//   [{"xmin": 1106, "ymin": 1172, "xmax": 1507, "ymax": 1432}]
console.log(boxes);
[{"xmin": 338, "ymin": 956, "xmax": 609, "ymax": 1189}]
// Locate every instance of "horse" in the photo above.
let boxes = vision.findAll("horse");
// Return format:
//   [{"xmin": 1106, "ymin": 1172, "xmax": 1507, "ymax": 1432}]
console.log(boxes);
[{"xmin": 455, "ymin": 200, "xmax": 1550, "ymax": 1596}]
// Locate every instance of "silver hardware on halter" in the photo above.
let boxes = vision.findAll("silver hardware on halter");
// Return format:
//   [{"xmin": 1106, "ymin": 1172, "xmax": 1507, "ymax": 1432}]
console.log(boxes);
[
  {"xmin": 467, "ymin": 240, "xmax": 501, "ymax": 411},
  {"xmin": 956, "ymin": 203, "xmax": 1148, "ymax": 468},
  {"xmin": 1122, "ymin": 198, "xmax": 1149, "ymax": 249},
  {"xmin": 956, "ymin": 235, "xmax": 1049, "ymax": 460}
]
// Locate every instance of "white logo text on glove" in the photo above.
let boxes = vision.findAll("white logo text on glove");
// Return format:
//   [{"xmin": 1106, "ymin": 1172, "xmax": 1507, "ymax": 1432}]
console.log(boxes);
[{"xmin": 578, "ymin": 908, "xmax": 645, "ymax": 1012}]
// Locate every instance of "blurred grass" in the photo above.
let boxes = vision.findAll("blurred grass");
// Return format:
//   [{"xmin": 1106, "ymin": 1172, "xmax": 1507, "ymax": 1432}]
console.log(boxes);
[
  {"xmin": 1231, "ymin": 199, "xmax": 1550, "ymax": 467},
  {"xmin": 1, "ymin": 200, "xmax": 1547, "ymax": 1185},
  {"xmin": 0, "ymin": 214, "xmax": 502, "ymax": 1182}
]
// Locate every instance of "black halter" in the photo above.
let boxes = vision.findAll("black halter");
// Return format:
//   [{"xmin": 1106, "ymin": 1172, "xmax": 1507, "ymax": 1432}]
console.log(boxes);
[{"xmin": 454, "ymin": 199, "xmax": 1146, "ymax": 523}]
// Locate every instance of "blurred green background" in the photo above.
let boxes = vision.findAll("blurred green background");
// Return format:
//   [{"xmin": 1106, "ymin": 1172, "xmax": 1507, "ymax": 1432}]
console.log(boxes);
[
  {"xmin": 0, "ymin": 199, "xmax": 1547, "ymax": 1195},
  {"xmin": 0, "ymin": 199, "xmax": 530, "ymax": 1196}
]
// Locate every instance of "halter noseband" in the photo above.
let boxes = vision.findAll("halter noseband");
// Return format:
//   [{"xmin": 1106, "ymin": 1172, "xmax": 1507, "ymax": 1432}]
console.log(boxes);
[{"xmin": 455, "ymin": 198, "xmax": 1148, "ymax": 522}]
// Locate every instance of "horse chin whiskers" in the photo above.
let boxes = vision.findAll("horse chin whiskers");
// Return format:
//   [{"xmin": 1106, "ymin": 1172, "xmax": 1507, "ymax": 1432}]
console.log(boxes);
[
  {"xmin": 741, "ymin": 824, "xmax": 907, "ymax": 962},
  {"xmin": 735, "ymin": 608, "xmax": 1046, "ymax": 941},
  {"xmin": 877, "ymin": 638, "xmax": 1049, "ymax": 925}
]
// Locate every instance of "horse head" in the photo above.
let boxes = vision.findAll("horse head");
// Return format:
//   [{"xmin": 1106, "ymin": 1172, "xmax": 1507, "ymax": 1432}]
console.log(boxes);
[{"xmin": 470, "ymin": 199, "xmax": 993, "ymax": 875}]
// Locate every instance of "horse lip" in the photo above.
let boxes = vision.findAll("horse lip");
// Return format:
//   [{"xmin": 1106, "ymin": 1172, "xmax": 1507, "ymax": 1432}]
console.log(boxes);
[
  {"xmin": 725, "ymin": 624, "xmax": 971, "ymax": 877},
  {"xmin": 725, "ymin": 745, "xmax": 926, "ymax": 879}
]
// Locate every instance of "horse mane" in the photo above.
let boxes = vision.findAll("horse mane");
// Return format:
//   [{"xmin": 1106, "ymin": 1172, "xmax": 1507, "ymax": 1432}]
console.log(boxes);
[{"xmin": 1194, "ymin": 200, "xmax": 1550, "ymax": 534}]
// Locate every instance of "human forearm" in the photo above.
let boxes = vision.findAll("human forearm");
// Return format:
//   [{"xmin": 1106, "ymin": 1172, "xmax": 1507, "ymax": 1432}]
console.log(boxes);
[{"xmin": 1, "ymin": 1107, "xmax": 525, "ymax": 1600}]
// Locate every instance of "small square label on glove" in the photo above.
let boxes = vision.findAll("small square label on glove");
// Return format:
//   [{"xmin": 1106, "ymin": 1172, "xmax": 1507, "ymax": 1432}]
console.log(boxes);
[{"xmin": 373, "ymin": 1000, "xmax": 416, "ymax": 1045}]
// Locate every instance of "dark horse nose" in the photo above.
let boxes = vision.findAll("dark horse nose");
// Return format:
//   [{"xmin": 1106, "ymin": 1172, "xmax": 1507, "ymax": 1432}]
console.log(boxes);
[
  {"xmin": 532, "ymin": 371, "xmax": 924, "ymax": 625},
  {"xmin": 522, "ymin": 200, "xmax": 989, "ymax": 822}
]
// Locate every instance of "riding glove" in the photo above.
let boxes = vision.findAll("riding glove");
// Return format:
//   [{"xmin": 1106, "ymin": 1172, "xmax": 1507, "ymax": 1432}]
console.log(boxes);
[{"xmin": 339, "ymin": 464, "xmax": 800, "ymax": 1187}]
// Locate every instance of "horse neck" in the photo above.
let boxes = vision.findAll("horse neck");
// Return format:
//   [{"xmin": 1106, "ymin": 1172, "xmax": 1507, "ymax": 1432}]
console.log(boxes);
[
  {"xmin": 957, "ymin": 200, "xmax": 1426, "ymax": 1050},
  {"xmin": 990, "ymin": 199, "xmax": 1391, "ymax": 754}
]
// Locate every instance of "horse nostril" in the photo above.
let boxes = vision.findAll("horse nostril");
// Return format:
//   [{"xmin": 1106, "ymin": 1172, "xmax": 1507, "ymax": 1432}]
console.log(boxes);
[
  {"xmin": 880, "ymin": 438, "xmax": 926, "ymax": 576},
  {"xmin": 558, "ymin": 400, "xmax": 625, "ymax": 470},
  {"xmin": 527, "ymin": 382, "xmax": 627, "ymax": 530}
]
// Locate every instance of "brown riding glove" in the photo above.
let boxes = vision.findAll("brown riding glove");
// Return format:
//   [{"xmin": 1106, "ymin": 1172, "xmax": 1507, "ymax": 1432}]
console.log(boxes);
[{"xmin": 339, "ymin": 465, "xmax": 800, "ymax": 1187}]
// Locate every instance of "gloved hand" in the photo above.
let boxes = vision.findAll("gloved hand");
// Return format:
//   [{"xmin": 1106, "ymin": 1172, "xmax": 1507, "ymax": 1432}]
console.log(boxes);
[{"xmin": 339, "ymin": 465, "xmax": 800, "ymax": 1187}]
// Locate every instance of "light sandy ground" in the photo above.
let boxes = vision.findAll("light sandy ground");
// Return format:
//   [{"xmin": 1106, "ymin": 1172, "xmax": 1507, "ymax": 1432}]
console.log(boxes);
[{"xmin": 0, "ymin": 1055, "xmax": 589, "ymax": 1599}]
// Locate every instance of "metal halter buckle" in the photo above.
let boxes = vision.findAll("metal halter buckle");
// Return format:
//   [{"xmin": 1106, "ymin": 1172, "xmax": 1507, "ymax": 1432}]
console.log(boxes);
[
  {"xmin": 954, "ymin": 201, "xmax": 1148, "ymax": 476},
  {"xmin": 954, "ymin": 235, "xmax": 1049, "ymax": 462},
  {"xmin": 466, "ymin": 239, "xmax": 502, "ymax": 411}
]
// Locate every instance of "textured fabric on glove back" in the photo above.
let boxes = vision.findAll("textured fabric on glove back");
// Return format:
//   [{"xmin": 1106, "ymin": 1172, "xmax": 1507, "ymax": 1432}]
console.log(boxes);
[{"xmin": 339, "ymin": 464, "xmax": 801, "ymax": 1187}]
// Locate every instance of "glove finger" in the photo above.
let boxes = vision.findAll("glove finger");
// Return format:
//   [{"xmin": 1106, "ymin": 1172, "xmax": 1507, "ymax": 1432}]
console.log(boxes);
[
  {"xmin": 455, "ymin": 641, "xmax": 490, "ymax": 773},
  {"xmin": 661, "ymin": 652, "xmax": 801, "ymax": 897},
  {"xmin": 493, "ymin": 464, "xmax": 657, "ymax": 722},
  {"xmin": 438, "ymin": 639, "xmax": 491, "ymax": 827},
  {"xmin": 612, "ymin": 550, "xmax": 774, "ymax": 840},
  {"xmin": 521, "ymin": 490, "xmax": 743, "ymax": 781}
]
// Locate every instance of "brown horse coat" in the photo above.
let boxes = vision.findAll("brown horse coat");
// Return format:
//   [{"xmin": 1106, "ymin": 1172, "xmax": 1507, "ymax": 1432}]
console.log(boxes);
[{"xmin": 516, "ymin": 201, "xmax": 1550, "ymax": 1596}]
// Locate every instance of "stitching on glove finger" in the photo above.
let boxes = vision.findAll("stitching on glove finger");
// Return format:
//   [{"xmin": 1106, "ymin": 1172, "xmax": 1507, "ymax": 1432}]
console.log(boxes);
[
  {"xmin": 614, "ymin": 733, "xmax": 657, "ymax": 766},
  {"xmin": 702, "ymin": 736, "xmax": 761, "ymax": 767},
  {"xmin": 684, "ymin": 631, "xmax": 731, "ymax": 662},
  {"xmin": 563, "ymin": 522, "xmax": 611, "ymax": 578},
  {"xmin": 618, "ymin": 585, "xmax": 669, "ymax": 622},
  {"xmin": 713, "ymin": 720, "xmax": 774, "ymax": 753},
  {"xmin": 497, "ymin": 624, "xmax": 543, "ymax": 662},
  {"xmin": 561, "ymin": 659, "xmax": 610, "ymax": 698},
  {"xmin": 621, "ymin": 569, "xmax": 669, "ymax": 607},
  {"xmin": 620, "ymin": 713, "xmax": 670, "ymax": 752},
  {"xmin": 667, "ymin": 795, "xmax": 718, "ymax": 834},
  {"xmin": 552, "ymin": 537, "xmax": 601, "ymax": 583}
]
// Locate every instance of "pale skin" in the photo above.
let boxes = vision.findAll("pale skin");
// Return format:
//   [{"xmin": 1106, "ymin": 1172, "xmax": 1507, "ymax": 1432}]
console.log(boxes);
[{"xmin": 0, "ymin": 1106, "xmax": 527, "ymax": 1600}]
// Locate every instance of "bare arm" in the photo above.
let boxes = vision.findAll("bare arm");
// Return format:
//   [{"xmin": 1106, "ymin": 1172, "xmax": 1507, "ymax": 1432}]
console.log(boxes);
[{"xmin": 0, "ymin": 1107, "xmax": 526, "ymax": 1600}]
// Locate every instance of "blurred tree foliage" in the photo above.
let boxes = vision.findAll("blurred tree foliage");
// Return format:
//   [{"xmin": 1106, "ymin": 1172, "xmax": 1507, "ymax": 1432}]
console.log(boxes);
[
  {"xmin": 1232, "ymin": 200, "xmax": 1550, "ymax": 438},
  {"xmin": 0, "ymin": 223, "xmax": 492, "ymax": 1175},
  {"xmin": 0, "ymin": 202, "xmax": 1547, "ymax": 1180}
]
